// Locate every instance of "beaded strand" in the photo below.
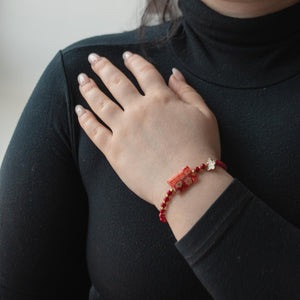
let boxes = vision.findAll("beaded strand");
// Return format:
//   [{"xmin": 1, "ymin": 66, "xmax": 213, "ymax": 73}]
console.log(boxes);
[{"xmin": 159, "ymin": 158, "xmax": 227, "ymax": 223}]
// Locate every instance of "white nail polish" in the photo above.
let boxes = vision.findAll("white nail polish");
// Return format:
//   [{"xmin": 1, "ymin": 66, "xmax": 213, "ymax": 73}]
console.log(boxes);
[
  {"xmin": 122, "ymin": 51, "xmax": 133, "ymax": 60},
  {"xmin": 88, "ymin": 53, "xmax": 100, "ymax": 65},
  {"xmin": 172, "ymin": 67, "xmax": 185, "ymax": 82},
  {"xmin": 75, "ymin": 105, "xmax": 85, "ymax": 117},
  {"xmin": 78, "ymin": 73, "xmax": 89, "ymax": 85}
]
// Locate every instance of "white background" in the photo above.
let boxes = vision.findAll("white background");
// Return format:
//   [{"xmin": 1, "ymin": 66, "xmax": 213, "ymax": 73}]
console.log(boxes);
[{"xmin": 0, "ymin": 0, "xmax": 144, "ymax": 165}]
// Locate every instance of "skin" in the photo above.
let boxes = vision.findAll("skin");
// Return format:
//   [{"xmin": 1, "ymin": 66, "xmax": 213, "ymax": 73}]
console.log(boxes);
[
  {"xmin": 76, "ymin": 51, "xmax": 233, "ymax": 240},
  {"xmin": 201, "ymin": 0, "xmax": 300, "ymax": 18},
  {"xmin": 75, "ymin": 0, "xmax": 299, "ymax": 240}
]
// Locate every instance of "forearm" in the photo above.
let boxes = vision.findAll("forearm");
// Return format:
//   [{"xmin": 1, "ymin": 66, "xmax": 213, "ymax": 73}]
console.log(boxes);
[
  {"xmin": 154, "ymin": 166, "xmax": 234, "ymax": 241},
  {"xmin": 172, "ymin": 177, "xmax": 300, "ymax": 298},
  {"xmin": 155, "ymin": 170, "xmax": 300, "ymax": 297}
]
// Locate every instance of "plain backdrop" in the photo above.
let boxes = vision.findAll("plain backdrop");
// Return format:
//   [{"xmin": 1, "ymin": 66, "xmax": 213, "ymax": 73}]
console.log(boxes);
[{"xmin": 0, "ymin": 0, "xmax": 144, "ymax": 165}]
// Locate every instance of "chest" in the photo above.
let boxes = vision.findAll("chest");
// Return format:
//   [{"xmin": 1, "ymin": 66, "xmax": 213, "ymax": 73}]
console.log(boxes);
[{"xmin": 199, "ymin": 76, "xmax": 300, "ymax": 226}]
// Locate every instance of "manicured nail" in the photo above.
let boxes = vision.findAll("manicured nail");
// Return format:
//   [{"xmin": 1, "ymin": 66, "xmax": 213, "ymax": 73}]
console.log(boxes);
[
  {"xmin": 172, "ymin": 67, "xmax": 185, "ymax": 82},
  {"xmin": 88, "ymin": 53, "xmax": 101, "ymax": 65},
  {"xmin": 122, "ymin": 51, "xmax": 133, "ymax": 60},
  {"xmin": 75, "ymin": 105, "xmax": 85, "ymax": 117},
  {"xmin": 78, "ymin": 73, "xmax": 89, "ymax": 85}
]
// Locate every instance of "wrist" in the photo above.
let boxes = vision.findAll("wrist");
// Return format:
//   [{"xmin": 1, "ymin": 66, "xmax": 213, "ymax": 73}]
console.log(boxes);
[
  {"xmin": 154, "ymin": 158, "xmax": 231, "ymax": 211},
  {"xmin": 154, "ymin": 162, "xmax": 234, "ymax": 240}
]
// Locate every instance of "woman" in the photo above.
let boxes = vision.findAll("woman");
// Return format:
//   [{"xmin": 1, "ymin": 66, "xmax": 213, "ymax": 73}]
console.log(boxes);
[{"xmin": 0, "ymin": 0, "xmax": 299, "ymax": 298}]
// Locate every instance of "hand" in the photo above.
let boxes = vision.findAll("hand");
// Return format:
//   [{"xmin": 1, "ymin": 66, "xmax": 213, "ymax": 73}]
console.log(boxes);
[{"xmin": 75, "ymin": 51, "xmax": 221, "ymax": 208}]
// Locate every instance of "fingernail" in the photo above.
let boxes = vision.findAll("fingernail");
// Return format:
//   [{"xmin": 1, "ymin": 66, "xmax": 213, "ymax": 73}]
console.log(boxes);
[
  {"xmin": 122, "ymin": 51, "xmax": 133, "ymax": 60},
  {"xmin": 88, "ymin": 53, "xmax": 101, "ymax": 65},
  {"xmin": 78, "ymin": 73, "xmax": 89, "ymax": 85},
  {"xmin": 172, "ymin": 68, "xmax": 185, "ymax": 82},
  {"xmin": 75, "ymin": 105, "xmax": 85, "ymax": 117}
]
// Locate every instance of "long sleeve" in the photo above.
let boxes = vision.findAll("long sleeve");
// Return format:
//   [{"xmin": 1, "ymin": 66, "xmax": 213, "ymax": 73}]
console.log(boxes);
[
  {"xmin": 0, "ymin": 51, "xmax": 90, "ymax": 299},
  {"xmin": 174, "ymin": 178, "xmax": 300, "ymax": 299}
]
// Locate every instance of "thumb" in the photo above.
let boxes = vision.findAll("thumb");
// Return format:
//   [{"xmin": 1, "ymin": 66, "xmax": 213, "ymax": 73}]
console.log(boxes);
[{"xmin": 168, "ymin": 68, "xmax": 212, "ymax": 114}]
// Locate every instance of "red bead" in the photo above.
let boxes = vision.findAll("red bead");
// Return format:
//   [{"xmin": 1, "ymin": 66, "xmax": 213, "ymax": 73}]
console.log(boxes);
[
  {"xmin": 201, "ymin": 163, "xmax": 206, "ymax": 169},
  {"xmin": 216, "ymin": 160, "xmax": 227, "ymax": 170},
  {"xmin": 167, "ymin": 190, "xmax": 173, "ymax": 196},
  {"xmin": 161, "ymin": 203, "xmax": 166, "ymax": 208},
  {"xmin": 159, "ymin": 214, "xmax": 166, "ymax": 220},
  {"xmin": 164, "ymin": 196, "xmax": 170, "ymax": 202},
  {"xmin": 195, "ymin": 166, "xmax": 200, "ymax": 172}
]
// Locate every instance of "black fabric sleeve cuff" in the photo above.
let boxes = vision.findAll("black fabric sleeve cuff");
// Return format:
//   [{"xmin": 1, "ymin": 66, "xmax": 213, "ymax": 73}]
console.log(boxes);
[{"xmin": 174, "ymin": 178, "xmax": 253, "ymax": 264}]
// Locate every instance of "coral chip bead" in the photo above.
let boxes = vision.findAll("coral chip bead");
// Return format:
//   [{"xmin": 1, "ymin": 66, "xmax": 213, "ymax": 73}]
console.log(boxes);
[{"xmin": 159, "ymin": 159, "xmax": 228, "ymax": 223}]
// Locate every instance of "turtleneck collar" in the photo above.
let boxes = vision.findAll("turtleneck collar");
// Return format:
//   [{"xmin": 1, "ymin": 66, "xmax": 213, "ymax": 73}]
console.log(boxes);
[{"xmin": 168, "ymin": 0, "xmax": 300, "ymax": 88}]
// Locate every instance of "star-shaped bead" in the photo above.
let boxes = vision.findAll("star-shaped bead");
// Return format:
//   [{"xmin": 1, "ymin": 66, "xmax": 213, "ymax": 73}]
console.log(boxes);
[{"xmin": 207, "ymin": 158, "xmax": 216, "ymax": 171}]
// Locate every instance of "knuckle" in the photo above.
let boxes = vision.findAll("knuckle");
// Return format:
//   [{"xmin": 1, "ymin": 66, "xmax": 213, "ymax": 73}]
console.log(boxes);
[
  {"xmin": 93, "ymin": 57, "xmax": 109, "ymax": 73},
  {"xmin": 81, "ymin": 80, "xmax": 96, "ymax": 94},
  {"xmin": 91, "ymin": 125, "xmax": 100, "ymax": 138},
  {"xmin": 129, "ymin": 54, "xmax": 153, "ymax": 72},
  {"xmin": 111, "ymin": 74, "xmax": 123, "ymax": 85},
  {"xmin": 135, "ymin": 101, "xmax": 148, "ymax": 115},
  {"xmin": 205, "ymin": 110, "xmax": 217, "ymax": 121},
  {"xmin": 81, "ymin": 80, "xmax": 106, "ymax": 112},
  {"xmin": 180, "ymin": 84, "xmax": 194, "ymax": 95},
  {"xmin": 132, "ymin": 102, "xmax": 149, "ymax": 122},
  {"xmin": 127, "ymin": 53, "xmax": 140, "ymax": 66},
  {"xmin": 80, "ymin": 111, "xmax": 92, "ymax": 126},
  {"xmin": 151, "ymin": 89, "xmax": 171, "ymax": 102},
  {"xmin": 138, "ymin": 63, "xmax": 154, "ymax": 75},
  {"xmin": 94, "ymin": 99, "xmax": 106, "ymax": 112}
]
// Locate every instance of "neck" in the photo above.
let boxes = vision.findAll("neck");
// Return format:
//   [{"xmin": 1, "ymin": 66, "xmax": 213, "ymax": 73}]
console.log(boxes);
[
  {"xmin": 174, "ymin": 0, "xmax": 300, "ymax": 87},
  {"xmin": 200, "ymin": 0, "xmax": 300, "ymax": 18}
]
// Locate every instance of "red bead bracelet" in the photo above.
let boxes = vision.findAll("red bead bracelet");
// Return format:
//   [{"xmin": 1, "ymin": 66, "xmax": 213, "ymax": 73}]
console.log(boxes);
[{"xmin": 159, "ymin": 158, "xmax": 227, "ymax": 223}]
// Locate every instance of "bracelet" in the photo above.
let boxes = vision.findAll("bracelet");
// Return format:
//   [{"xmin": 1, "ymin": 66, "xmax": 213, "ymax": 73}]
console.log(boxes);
[{"xmin": 159, "ymin": 158, "xmax": 227, "ymax": 223}]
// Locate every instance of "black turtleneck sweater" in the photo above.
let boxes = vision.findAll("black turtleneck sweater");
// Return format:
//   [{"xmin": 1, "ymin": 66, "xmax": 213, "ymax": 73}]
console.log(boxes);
[{"xmin": 0, "ymin": 0, "xmax": 299, "ymax": 299}]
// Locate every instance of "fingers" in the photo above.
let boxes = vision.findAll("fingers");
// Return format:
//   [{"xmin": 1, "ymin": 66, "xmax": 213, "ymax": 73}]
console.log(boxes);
[
  {"xmin": 122, "ymin": 51, "xmax": 168, "ymax": 95},
  {"xmin": 78, "ymin": 73, "xmax": 123, "ymax": 130},
  {"xmin": 168, "ymin": 68, "xmax": 213, "ymax": 117},
  {"xmin": 88, "ymin": 53, "xmax": 141, "ymax": 108},
  {"xmin": 75, "ymin": 104, "xmax": 112, "ymax": 154}
]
